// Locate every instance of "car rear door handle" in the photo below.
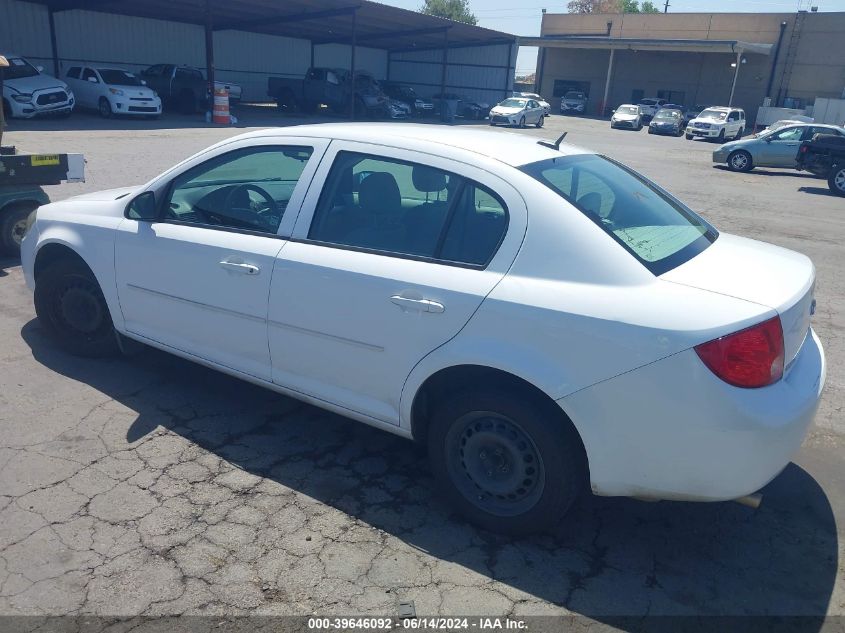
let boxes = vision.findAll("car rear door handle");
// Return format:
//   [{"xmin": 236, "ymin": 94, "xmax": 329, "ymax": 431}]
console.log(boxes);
[
  {"xmin": 219, "ymin": 260, "xmax": 260, "ymax": 275},
  {"xmin": 390, "ymin": 295, "xmax": 445, "ymax": 313}
]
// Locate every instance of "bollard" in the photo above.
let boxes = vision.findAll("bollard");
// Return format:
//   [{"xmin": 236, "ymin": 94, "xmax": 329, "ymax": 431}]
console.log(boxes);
[{"xmin": 212, "ymin": 87, "xmax": 230, "ymax": 125}]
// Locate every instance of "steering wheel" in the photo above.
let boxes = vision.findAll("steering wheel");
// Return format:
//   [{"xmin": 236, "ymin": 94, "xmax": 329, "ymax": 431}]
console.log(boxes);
[{"xmin": 222, "ymin": 183, "xmax": 280, "ymax": 231}]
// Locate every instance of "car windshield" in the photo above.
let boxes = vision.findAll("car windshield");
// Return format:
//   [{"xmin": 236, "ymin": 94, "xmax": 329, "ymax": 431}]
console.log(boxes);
[
  {"xmin": 655, "ymin": 110, "xmax": 681, "ymax": 120},
  {"xmin": 640, "ymin": 99, "xmax": 657, "ymax": 106},
  {"xmin": 97, "ymin": 69, "xmax": 142, "ymax": 86},
  {"xmin": 699, "ymin": 109, "xmax": 728, "ymax": 121},
  {"xmin": 500, "ymin": 98, "xmax": 527, "ymax": 108},
  {"xmin": 617, "ymin": 106, "xmax": 638, "ymax": 115},
  {"xmin": 3, "ymin": 56, "xmax": 40, "ymax": 79},
  {"xmin": 520, "ymin": 154, "xmax": 717, "ymax": 275},
  {"xmin": 565, "ymin": 92, "xmax": 584, "ymax": 99}
]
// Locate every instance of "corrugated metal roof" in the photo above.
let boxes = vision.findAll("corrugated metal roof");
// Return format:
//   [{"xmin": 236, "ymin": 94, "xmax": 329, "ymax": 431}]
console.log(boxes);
[{"xmin": 34, "ymin": 0, "xmax": 515, "ymax": 51}]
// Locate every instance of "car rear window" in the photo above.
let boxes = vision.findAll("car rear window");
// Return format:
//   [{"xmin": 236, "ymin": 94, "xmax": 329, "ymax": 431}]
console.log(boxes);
[{"xmin": 520, "ymin": 154, "xmax": 717, "ymax": 275}]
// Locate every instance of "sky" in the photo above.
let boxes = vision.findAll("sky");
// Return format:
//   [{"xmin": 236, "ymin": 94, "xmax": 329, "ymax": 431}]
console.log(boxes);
[{"xmin": 379, "ymin": 0, "xmax": 845, "ymax": 76}]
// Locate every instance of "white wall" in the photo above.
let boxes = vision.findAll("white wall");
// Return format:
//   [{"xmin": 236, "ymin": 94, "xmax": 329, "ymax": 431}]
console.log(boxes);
[
  {"xmin": 390, "ymin": 42, "xmax": 515, "ymax": 105},
  {"xmin": 313, "ymin": 43, "xmax": 388, "ymax": 79}
]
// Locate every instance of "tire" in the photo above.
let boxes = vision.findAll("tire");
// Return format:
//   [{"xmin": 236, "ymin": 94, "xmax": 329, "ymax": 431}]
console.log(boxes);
[
  {"xmin": 33, "ymin": 258, "xmax": 119, "ymax": 358},
  {"xmin": 734, "ymin": 127, "xmax": 744, "ymax": 141},
  {"xmin": 828, "ymin": 165, "xmax": 845, "ymax": 197},
  {"xmin": 0, "ymin": 202, "xmax": 37, "ymax": 256},
  {"xmin": 98, "ymin": 97, "xmax": 112, "ymax": 119},
  {"xmin": 535, "ymin": 115, "xmax": 544, "ymax": 128},
  {"xmin": 717, "ymin": 129, "xmax": 726, "ymax": 142},
  {"xmin": 178, "ymin": 90, "xmax": 196, "ymax": 115},
  {"xmin": 647, "ymin": 127, "xmax": 653, "ymax": 134},
  {"xmin": 685, "ymin": 133, "xmax": 694, "ymax": 140},
  {"xmin": 637, "ymin": 122, "xmax": 643, "ymax": 131},
  {"xmin": 728, "ymin": 150, "xmax": 753, "ymax": 172},
  {"xmin": 518, "ymin": 116, "xmax": 525, "ymax": 128},
  {"xmin": 427, "ymin": 388, "xmax": 586, "ymax": 535}
]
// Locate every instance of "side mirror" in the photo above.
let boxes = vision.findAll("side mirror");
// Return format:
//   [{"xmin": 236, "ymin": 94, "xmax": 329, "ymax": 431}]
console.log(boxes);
[
  {"xmin": 36, "ymin": 65, "xmax": 44, "ymax": 73},
  {"xmin": 764, "ymin": 136, "xmax": 773, "ymax": 143},
  {"xmin": 87, "ymin": 76, "xmax": 98, "ymax": 83},
  {"xmin": 125, "ymin": 191, "xmax": 158, "ymax": 221},
  {"xmin": 141, "ymin": 79, "xmax": 147, "ymax": 86}
]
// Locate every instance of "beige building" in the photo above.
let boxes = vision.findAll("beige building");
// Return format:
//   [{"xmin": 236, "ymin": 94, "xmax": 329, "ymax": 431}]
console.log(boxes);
[{"xmin": 521, "ymin": 11, "xmax": 845, "ymax": 123}]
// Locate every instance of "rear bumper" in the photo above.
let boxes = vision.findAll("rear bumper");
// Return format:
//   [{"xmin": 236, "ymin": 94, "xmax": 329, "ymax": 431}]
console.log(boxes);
[{"xmin": 561, "ymin": 328, "xmax": 825, "ymax": 501}]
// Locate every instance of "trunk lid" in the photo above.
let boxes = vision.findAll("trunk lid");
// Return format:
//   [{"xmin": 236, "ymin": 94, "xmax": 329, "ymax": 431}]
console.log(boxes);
[{"xmin": 662, "ymin": 233, "xmax": 815, "ymax": 365}]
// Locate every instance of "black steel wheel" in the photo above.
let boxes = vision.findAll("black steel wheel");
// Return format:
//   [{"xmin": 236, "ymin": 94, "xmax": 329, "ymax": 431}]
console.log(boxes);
[
  {"xmin": 34, "ymin": 258, "xmax": 119, "ymax": 357},
  {"xmin": 428, "ymin": 389, "xmax": 586, "ymax": 535},
  {"xmin": 829, "ymin": 165, "xmax": 845, "ymax": 197}
]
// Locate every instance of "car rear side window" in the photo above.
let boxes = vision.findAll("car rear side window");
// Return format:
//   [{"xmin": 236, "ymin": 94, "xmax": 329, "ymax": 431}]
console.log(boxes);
[
  {"xmin": 307, "ymin": 151, "xmax": 508, "ymax": 267},
  {"xmin": 66, "ymin": 67, "xmax": 81, "ymax": 79},
  {"xmin": 521, "ymin": 154, "xmax": 717, "ymax": 275}
]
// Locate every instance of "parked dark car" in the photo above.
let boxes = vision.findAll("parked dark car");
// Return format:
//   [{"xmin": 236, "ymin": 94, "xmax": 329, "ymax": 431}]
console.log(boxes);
[
  {"xmin": 380, "ymin": 82, "xmax": 433, "ymax": 116},
  {"xmin": 139, "ymin": 64, "xmax": 240, "ymax": 114},
  {"xmin": 431, "ymin": 93, "xmax": 490, "ymax": 120},
  {"xmin": 648, "ymin": 108, "xmax": 685, "ymax": 136},
  {"xmin": 797, "ymin": 132, "xmax": 845, "ymax": 196},
  {"xmin": 268, "ymin": 67, "xmax": 387, "ymax": 117}
]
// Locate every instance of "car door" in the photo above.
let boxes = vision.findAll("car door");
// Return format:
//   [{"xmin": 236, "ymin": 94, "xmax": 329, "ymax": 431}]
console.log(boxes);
[
  {"xmin": 267, "ymin": 141, "xmax": 527, "ymax": 425},
  {"xmin": 78, "ymin": 67, "xmax": 100, "ymax": 108},
  {"xmin": 758, "ymin": 126, "xmax": 805, "ymax": 167},
  {"xmin": 115, "ymin": 137, "xmax": 329, "ymax": 381},
  {"xmin": 528, "ymin": 100, "xmax": 540, "ymax": 123}
]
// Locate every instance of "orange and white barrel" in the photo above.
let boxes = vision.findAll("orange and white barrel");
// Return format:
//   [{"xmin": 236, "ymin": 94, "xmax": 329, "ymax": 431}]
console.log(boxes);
[{"xmin": 212, "ymin": 87, "xmax": 229, "ymax": 125}]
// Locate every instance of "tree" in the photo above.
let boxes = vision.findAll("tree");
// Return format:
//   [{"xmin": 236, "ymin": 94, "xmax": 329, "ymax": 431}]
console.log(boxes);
[
  {"xmin": 419, "ymin": 0, "xmax": 477, "ymax": 25},
  {"xmin": 568, "ymin": 0, "xmax": 662, "ymax": 12},
  {"xmin": 567, "ymin": 0, "xmax": 621, "ymax": 12}
]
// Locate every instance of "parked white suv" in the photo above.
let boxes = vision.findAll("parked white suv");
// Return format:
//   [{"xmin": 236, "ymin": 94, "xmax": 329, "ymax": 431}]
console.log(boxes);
[
  {"xmin": 637, "ymin": 97, "xmax": 667, "ymax": 121},
  {"xmin": 686, "ymin": 106, "xmax": 745, "ymax": 142},
  {"xmin": 1, "ymin": 53, "xmax": 74, "ymax": 118}
]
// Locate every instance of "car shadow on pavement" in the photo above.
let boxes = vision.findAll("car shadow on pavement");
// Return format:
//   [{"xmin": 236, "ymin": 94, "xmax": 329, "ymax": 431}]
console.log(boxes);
[
  {"xmin": 712, "ymin": 165, "xmax": 819, "ymax": 179},
  {"xmin": 799, "ymin": 186, "xmax": 840, "ymax": 197},
  {"xmin": 21, "ymin": 320, "xmax": 837, "ymax": 626}
]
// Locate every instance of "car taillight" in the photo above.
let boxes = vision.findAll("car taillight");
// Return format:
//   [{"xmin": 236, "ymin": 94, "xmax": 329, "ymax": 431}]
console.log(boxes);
[
  {"xmin": 694, "ymin": 316, "xmax": 784, "ymax": 388},
  {"xmin": 799, "ymin": 145, "xmax": 808, "ymax": 153}
]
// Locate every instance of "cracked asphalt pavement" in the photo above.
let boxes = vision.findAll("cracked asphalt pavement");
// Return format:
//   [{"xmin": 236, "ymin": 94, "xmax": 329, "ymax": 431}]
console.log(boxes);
[{"xmin": 0, "ymin": 111, "xmax": 843, "ymax": 625}]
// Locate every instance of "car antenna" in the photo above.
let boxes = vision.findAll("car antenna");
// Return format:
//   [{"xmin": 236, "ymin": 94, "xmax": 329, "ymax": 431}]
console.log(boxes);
[{"xmin": 538, "ymin": 132, "xmax": 567, "ymax": 151}]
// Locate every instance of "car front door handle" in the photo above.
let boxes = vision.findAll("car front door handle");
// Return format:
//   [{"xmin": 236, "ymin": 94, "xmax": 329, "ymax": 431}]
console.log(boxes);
[
  {"xmin": 219, "ymin": 260, "xmax": 260, "ymax": 275},
  {"xmin": 390, "ymin": 295, "xmax": 445, "ymax": 313}
]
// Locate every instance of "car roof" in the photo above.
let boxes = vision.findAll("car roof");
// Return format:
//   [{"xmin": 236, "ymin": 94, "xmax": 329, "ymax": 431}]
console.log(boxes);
[{"xmin": 235, "ymin": 123, "xmax": 590, "ymax": 167}]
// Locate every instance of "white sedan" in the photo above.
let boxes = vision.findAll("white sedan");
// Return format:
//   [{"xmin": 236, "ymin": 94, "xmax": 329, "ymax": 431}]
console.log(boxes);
[
  {"xmin": 21, "ymin": 124, "xmax": 825, "ymax": 534},
  {"xmin": 489, "ymin": 97, "xmax": 545, "ymax": 128},
  {"xmin": 64, "ymin": 65, "xmax": 161, "ymax": 118}
]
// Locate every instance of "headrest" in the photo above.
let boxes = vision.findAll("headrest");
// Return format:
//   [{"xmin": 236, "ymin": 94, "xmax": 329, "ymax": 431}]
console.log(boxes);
[
  {"xmin": 412, "ymin": 165, "xmax": 447, "ymax": 193},
  {"xmin": 358, "ymin": 172, "xmax": 401, "ymax": 213}
]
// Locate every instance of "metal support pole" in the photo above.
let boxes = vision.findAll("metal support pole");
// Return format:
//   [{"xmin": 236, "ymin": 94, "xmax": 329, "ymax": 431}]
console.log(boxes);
[
  {"xmin": 503, "ymin": 42, "xmax": 513, "ymax": 100},
  {"xmin": 601, "ymin": 48, "xmax": 615, "ymax": 116},
  {"xmin": 728, "ymin": 50, "xmax": 741, "ymax": 106},
  {"xmin": 535, "ymin": 46, "xmax": 545, "ymax": 94},
  {"xmin": 48, "ymin": 7, "xmax": 60, "ymax": 76},
  {"xmin": 349, "ymin": 8, "xmax": 356, "ymax": 120},
  {"xmin": 204, "ymin": 0, "xmax": 215, "ymax": 115},
  {"xmin": 440, "ymin": 28, "xmax": 448, "ymax": 97}
]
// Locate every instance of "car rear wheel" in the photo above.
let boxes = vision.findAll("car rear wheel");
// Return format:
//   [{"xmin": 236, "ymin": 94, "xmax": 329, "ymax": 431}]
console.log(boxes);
[
  {"xmin": 98, "ymin": 97, "xmax": 112, "ymax": 119},
  {"xmin": 34, "ymin": 258, "xmax": 119, "ymax": 357},
  {"xmin": 829, "ymin": 165, "xmax": 845, "ymax": 197},
  {"xmin": 0, "ymin": 202, "xmax": 37, "ymax": 256},
  {"xmin": 685, "ymin": 133, "xmax": 693, "ymax": 140},
  {"xmin": 428, "ymin": 389, "xmax": 586, "ymax": 535},
  {"xmin": 728, "ymin": 150, "xmax": 753, "ymax": 172}
]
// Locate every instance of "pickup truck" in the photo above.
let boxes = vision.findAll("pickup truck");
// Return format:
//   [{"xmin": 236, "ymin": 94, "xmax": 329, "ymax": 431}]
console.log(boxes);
[
  {"xmin": 139, "ymin": 64, "xmax": 241, "ymax": 114},
  {"xmin": 797, "ymin": 132, "xmax": 845, "ymax": 197},
  {"xmin": 268, "ymin": 67, "xmax": 387, "ymax": 117}
]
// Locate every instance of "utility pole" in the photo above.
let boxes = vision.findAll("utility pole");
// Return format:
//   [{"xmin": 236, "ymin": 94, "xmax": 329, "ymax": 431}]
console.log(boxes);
[{"xmin": 664, "ymin": 0, "xmax": 670, "ymax": 12}]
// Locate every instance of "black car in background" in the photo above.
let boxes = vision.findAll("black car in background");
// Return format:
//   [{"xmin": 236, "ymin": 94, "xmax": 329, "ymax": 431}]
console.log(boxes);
[
  {"xmin": 797, "ymin": 132, "xmax": 845, "ymax": 196},
  {"xmin": 648, "ymin": 108, "xmax": 685, "ymax": 136},
  {"xmin": 380, "ymin": 82, "xmax": 433, "ymax": 116},
  {"xmin": 431, "ymin": 92, "xmax": 490, "ymax": 120}
]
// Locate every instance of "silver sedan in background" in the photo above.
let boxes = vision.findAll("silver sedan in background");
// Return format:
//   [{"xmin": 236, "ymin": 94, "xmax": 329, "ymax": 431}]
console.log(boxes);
[{"xmin": 713, "ymin": 123, "xmax": 845, "ymax": 172}]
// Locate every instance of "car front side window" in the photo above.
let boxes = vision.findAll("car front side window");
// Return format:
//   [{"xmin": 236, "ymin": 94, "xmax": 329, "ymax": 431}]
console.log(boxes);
[
  {"xmin": 307, "ymin": 151, "xmax": 508, "ymax": 266},
  {"xmin": 163, "ymin": 146, "xmax": 314, "ymax": 235},
  {"xmin": 772, "ymin": 127, "xmax": 804, "ymax": 142}
]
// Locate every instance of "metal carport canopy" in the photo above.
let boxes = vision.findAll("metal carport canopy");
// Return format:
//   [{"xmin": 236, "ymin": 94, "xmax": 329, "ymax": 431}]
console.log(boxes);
[
  {"xmin": 38, "ymin": 0, "xmax": 515, "ymax": 52},
  {"xmin": 519, "ymin": 36, "xmax": 773, "ymax": 56}
]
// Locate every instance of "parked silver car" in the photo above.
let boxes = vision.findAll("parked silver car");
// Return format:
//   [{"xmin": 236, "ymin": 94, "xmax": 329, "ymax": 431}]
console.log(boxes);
[
  {"xmin": 610, "ymin": 104, "xmax": 643, "ymax": 130},
  {"xmin": 713, "ymin": 123, "xmax": 845, "ymax": 172}
]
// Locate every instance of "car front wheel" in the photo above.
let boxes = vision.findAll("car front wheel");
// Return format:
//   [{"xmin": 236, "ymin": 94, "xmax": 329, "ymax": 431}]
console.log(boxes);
[
  {"xmin": 829, "ymin": 165, "xmax": 845, "ymax": 197},
  {"xmin": 728, "ymin": 150, "xmax": 753, "ymax": 172},
  {"xmin": 0, "ymin": 202, "xmax": 38, "ymax": 256},
  {"xmin": 535, "ymin": 115, "xmax": 544, "ymax": 128},
  {"xmin": 428, "ymin": 389, "xmax": 586, "ymax": 535},
  {"xmin": 98, "ymin": 97, "xmax": 112, "ymax": 118},
  {"xmin": 34, "ymin": 258, "xmax": 119, "ymax": 357},
  {"xmin": 518, "ymin": 116, "xmax": 525, "ymax": 128}
]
